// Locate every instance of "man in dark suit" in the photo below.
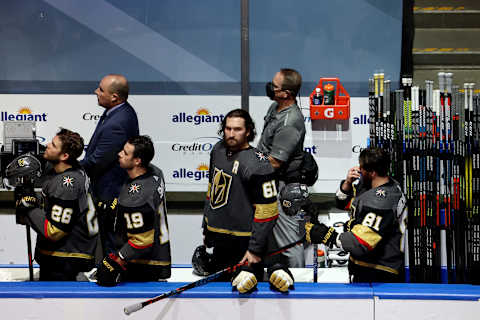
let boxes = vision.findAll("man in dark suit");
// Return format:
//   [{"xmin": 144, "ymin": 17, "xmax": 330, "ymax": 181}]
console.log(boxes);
[{"xmin": 80, "ymin": 74, "xmax": 139, "ymax": 255}]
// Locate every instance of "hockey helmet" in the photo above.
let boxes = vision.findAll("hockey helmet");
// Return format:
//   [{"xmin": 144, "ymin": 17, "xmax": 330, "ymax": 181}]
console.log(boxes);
[
  {"xmin": 192, "ymin": 245, "xmax": 214, "ymax": 276},
  {"xmin": 280, "ymin": 182, "xmax": 311, "ymax": 216},
  {"xmin": 4, "ymin": 153, "xmax": 42, "ymax": 188}
]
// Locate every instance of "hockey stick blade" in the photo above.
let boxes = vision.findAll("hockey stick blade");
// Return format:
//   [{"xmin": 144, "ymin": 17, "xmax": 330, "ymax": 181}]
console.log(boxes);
[{"xmin": 124, "ymin": 236, "xmax": 305, "ymax": 315}]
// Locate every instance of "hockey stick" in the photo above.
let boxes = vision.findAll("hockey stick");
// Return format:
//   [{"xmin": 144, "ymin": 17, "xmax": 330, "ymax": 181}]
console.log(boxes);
[
  {"xmin": 312, "ymin": 243, "xmax": 318, "ymax": 283},
  {"xmin": 25, "ymin": 226, "xmax": 34, "ymax": 281},
  {"xmin": 14, "ymin": 185, "xmax": 35, "ymax": 281},
  {"xmin": 124, "ymin": 236, "xmax": 305, "ymax": 315}
]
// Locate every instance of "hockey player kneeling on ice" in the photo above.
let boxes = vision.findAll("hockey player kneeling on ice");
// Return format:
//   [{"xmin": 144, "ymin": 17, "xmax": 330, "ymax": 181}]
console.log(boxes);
[
  {"xmin": 301, "ymin": 147, "xmax": 407, "ymax": 283},
  {"xmin": 200, "ymin": 109, "xmax": 294, "ymax": 293},
  {"xmin": 10, "ymin": 129, "xmax": 97, "ymax": 281},
  {"xmin": 96, "ymin": 136, "xmax": 171, "ymax": 287}
]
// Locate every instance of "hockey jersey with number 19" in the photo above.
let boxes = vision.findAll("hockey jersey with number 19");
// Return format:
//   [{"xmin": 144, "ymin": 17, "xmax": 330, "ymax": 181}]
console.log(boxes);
[{"xmin": 114, "ymin": 165, "xmax": 171, "ymax": 280}]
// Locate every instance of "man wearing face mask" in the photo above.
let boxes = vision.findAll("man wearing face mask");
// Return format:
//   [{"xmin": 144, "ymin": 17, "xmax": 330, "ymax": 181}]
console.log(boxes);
[{"xmin": 258, "ymin": 68, "xmax": 306, "ymax": 267}]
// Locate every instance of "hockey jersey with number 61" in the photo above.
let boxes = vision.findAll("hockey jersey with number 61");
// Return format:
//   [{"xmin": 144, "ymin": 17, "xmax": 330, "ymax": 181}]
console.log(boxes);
[{"xmin": 203, "ymin": 141, "xmax": 279, "ymax": 255}]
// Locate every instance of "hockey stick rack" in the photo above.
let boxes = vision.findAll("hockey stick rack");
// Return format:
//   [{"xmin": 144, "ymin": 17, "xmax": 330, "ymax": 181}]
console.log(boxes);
[{"xmin": 369, "ymin": 71, "xmax": 480, "ymax": 284}]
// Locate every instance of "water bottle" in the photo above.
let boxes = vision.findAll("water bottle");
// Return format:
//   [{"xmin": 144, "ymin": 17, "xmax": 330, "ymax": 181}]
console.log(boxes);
[
  {"xmin": 323, "ymin": 84, "xmax": 335, "ymax": 105},
  {"xmin": 317, "ymin": 249, "xmax": 326, "ymax": 268},
  {"xmin": 313, "ymin": 87, "xmax": 323, "ymax": 105}
]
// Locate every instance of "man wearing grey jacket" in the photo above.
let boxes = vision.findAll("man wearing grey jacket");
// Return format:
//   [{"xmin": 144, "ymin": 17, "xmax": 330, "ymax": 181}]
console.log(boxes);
[{"xmin": 258, "ymin": 68, "xmax": 306, "ymax": 267}]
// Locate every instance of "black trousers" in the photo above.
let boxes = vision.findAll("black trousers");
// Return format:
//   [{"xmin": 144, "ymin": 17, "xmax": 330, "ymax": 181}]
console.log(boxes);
[
  {"xmin": 38, "ymin": 256, "xmax": 93, "ymax": 281},
  {"xmin": 350, "ymin": 263, "xmax": 404, "ymax": 283},
  {"xmin": 95, "ymin": 198, "xmax": 118, "ymax": 257},
  {"xmin": 211, "ymin": 236, "xmax": 264, "ymax": 282}
]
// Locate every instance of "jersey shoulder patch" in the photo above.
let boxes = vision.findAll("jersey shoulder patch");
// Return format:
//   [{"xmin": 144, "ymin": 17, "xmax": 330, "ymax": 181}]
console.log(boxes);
[
  {"xmin": 128, "ymin": 183, "xmax": 142, "ymax": 194},
  {"xmin": 361, "ymin": 181, "xmax": 403, "ymax": 210},
  {"xmin": 61, "ymin": 175, "xmax": 75, "ymax": 188},
  {"xmin": 255, "ymin": 151, "xmax": 268, "ymax": 161},
  {"xmin": 375, "ymin": 188, "xmax": 387, "ymax": 198},
  {"xmin": 119, "ymin": 174, "xmax": 158, "ymax": 208},
  {"xmin": 47, "ymin": 168, "xmax": 86, "ymax": 200}
]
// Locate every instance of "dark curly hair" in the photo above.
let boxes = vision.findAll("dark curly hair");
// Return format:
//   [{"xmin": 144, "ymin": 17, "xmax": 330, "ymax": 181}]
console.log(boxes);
[
  {"xmin": 217, "ymin": 109, "xmax": 256, "ymax": 142},
  {"xmin": 57, "ymin": 128, "xmax": 84, "ymax": 165}
]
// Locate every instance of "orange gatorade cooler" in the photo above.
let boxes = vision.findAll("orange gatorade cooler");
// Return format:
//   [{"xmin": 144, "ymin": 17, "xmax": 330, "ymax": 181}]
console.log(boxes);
[{"xmin": 310, "ymin": 78, "xmax": 350, "ymax": 120}]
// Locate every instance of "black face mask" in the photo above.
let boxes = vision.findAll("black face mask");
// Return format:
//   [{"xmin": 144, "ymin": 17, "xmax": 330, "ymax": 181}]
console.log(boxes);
[{"xmin": 266, "ymin": 82, "xmax": 276, "ymax": 100}]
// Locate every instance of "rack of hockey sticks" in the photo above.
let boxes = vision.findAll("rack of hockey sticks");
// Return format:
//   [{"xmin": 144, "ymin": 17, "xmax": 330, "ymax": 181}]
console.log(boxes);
[{"xmin": 368, "ymin": 72, "xmax": 480, "ymax": 283}]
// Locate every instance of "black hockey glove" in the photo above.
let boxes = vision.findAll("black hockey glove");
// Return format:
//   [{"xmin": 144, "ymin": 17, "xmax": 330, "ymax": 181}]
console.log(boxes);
[
  {"xmin": 97, "ymin": 198, "xmax": 118, "ymax": 212},
  {"xmin": 267, "ymin": 264, "xmax": 294, "ymax": 292},
  {"xmin": 96, "ymin": 253, "xmax": 126, "ymax": 287},
  {"xmin": 305, "ymin": 222, "xmax": 338, "ymax": 248},
  {"xmin": 16, "ymin": 194, "xmax": 38, "ymax": 210},
  {"xmin": 302, "ymin": 201, "xmax": 320, "ymax": 224},
  {"xmin": 15, "ymin": 188, "xmax": 38, "ymax": 225},
  {"xmin": 96, "ymin": 198, "xmax": 118, "ymax": 231}
]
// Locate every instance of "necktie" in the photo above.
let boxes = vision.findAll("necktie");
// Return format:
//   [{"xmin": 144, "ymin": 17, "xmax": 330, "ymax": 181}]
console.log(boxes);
[
  {"xmin": 98, "ymin": 112, "xmax": 107, "ymax": 126},
  {"xmin": 86, "ymin": 112, "xmax": 107, "ymax": 152}
]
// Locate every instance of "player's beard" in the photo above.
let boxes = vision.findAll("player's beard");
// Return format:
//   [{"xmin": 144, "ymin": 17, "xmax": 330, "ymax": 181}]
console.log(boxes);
[
  {"xmin": 47, "ymin": 158, "xmax": 60, "ymax": 165},
  {"xmin": 225, "ymin": 137, "xmax": 237, "ymax": 147},
  {"xmin": 224, "ymin": 137, "xmax": 243, "ymax": 152},
  {"xmin": 224, "ymin": 136, "xmax": 249, "ymax": 153},
  {"xmin": 44, "ymin": 152, "xmax": 61, "ymax": 164}
]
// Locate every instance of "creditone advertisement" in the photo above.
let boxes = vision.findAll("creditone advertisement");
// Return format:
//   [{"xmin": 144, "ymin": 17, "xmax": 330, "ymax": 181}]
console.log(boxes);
[{"xmin": 0, "ymin": 94, "xmax": 369, "ymax": 193}]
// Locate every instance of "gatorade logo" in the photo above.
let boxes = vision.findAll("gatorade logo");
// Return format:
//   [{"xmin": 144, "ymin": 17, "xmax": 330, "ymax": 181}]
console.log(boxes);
[{"xmin": 324, "ymin": 108, "xmax": 334, "ymax": 118}]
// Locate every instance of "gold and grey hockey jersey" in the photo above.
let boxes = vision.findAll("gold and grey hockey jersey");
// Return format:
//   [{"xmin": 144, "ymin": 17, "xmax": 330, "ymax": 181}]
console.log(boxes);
[
  {"xmin": 113, "ymin": 165, "xmax": 171, "ymax": 279},
  {"xmin": 27, "ymin": 165, "xmax": 97, "ymax": 270},
  {"xmin": 203, "ymin": 141, "xmax": 279, "ymax": 254},
  {"xmin": 336, "ymin": 178, "xmax": 408, "ymax": 276}
]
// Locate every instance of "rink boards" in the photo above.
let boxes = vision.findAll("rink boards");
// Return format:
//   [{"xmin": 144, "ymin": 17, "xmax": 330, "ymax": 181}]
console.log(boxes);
[{"xmin": 0, "ymin": 267, "xmax": 480, "ymax": 320}]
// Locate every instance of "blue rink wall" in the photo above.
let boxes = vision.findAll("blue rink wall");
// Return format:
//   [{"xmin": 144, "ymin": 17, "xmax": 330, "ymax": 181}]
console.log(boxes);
[
  {"xmin": 0, "ymin": 1, "xmax": 402, "ymax": 96},
  {"xmin": 1, "ymin": 281, "xmax": 480, "ymax": 320}
]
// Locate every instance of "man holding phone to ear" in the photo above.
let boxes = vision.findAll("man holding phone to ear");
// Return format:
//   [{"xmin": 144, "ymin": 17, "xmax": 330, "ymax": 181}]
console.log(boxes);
[{"xmin": 304, "ymin": 147, "xmax": 408, "ymax": 283}]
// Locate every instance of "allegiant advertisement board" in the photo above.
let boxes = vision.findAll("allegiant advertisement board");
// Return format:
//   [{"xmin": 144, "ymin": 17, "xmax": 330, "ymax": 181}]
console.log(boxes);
[{"xmin": 0, "ymin": 94, "xmax": 369, "ymax": 193}]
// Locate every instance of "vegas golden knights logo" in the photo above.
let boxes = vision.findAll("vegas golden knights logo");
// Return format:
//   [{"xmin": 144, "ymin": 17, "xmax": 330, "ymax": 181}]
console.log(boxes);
[{"xmin": 210, "ymin": 167, "xmax": 232, "ymax": 209}]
